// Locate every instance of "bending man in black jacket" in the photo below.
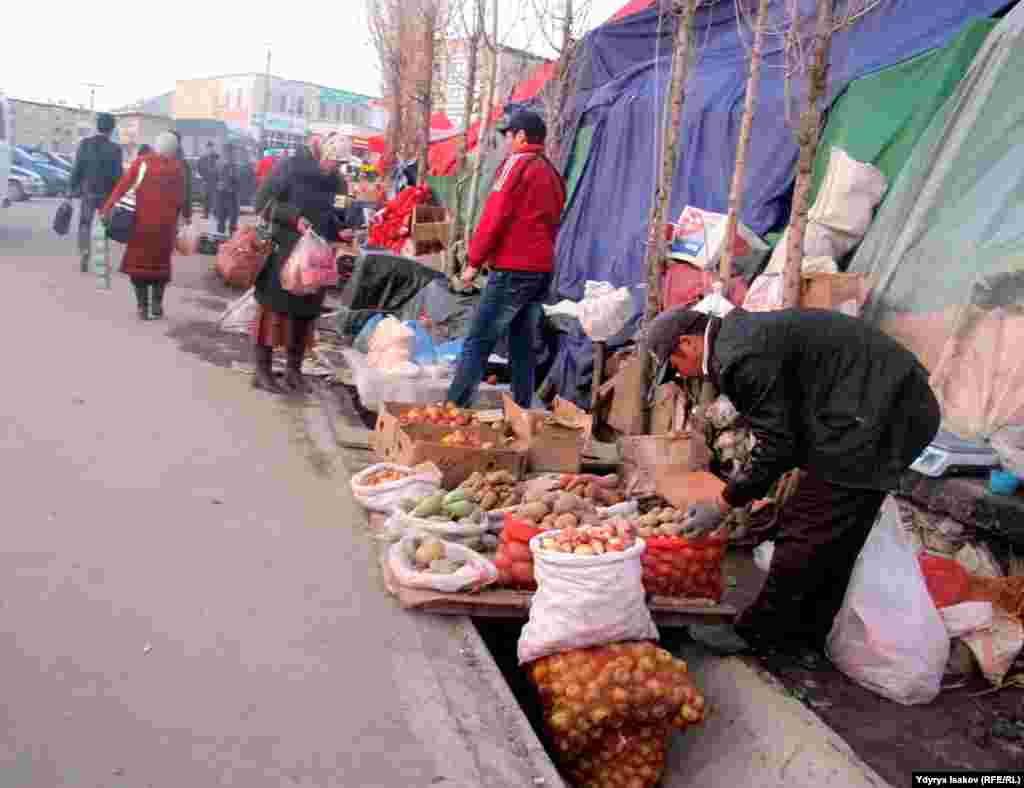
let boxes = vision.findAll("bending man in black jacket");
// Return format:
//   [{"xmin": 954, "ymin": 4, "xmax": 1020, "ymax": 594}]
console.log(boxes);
[
  {"xmin": 647, "ymin": 307, "xmax": 941, "ymax": 658},
  {"xmin": 69, "ymin": 113, "xmax": 123, "ymax": 272}
]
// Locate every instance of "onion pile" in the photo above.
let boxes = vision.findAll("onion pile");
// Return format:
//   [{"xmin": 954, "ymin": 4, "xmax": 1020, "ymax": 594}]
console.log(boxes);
[
  {"xmin": 360, "ymin": 467, "xmax": 410, "ymax": 486},
  {"xmin": 527, "ymin": 641, "xmax": 706, "ymax": 788}
]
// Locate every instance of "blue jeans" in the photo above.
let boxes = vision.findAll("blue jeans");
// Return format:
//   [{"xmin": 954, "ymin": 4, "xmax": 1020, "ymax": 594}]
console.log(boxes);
[{"xmin": 448, "ymin": 270, "xmax": 550, "ymax": 408}]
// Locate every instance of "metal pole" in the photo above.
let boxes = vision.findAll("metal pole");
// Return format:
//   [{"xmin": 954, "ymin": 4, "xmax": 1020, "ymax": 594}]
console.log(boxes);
[
  {"xmin": 262, "ymin": 47, "xmax": 272, "ymax": 148},
  {"xmin": 83, "ymin": 83, "xmax": 104, "ymax": 112}
]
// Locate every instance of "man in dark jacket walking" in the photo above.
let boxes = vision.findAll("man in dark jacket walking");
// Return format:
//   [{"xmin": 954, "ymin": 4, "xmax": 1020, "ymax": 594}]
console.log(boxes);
[
  {"xmin": 69, "ymin": 113, "xmax": 123, "ymax": 272},
  {"xmin": 447, "ymin": 110, "xmax": 566, "ymax": 408},
  {"xmin": 214, "ymin": 145, "xmax": 242, "ymax": 236},
  {"xmin": 196, "ymin": 142, "xmax": 219, "ymax": 219},
  {"xmin": 647, "ymin": 307, "xmax": 941, "ymax": 658}
]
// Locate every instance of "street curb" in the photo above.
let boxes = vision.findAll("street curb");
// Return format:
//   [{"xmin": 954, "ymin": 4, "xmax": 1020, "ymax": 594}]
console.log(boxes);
[{"xmin": 310, "ymin": 386, "xmax": 567, "ymax": 787}]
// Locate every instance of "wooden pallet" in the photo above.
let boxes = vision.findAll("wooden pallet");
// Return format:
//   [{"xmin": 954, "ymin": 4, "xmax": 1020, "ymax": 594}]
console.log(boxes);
[{"xmin": 379, "ymin": 556, "xmax": 736, "ymax": 627}]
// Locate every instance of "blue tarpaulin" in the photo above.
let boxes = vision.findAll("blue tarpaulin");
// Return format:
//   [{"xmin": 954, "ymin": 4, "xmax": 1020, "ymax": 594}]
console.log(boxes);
[{"xmin": 543, "ymin": 0, "xmax": 1007, "ymax": 406}]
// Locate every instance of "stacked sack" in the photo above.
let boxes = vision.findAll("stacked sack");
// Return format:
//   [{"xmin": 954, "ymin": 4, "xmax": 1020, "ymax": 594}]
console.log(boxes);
[
  {"xmin": 367, "ymin": 317, "xmax": 416, "ymax": 374},
  {"xmin": 527, "ymin": 642, "xmax": 706, "ymax": 788}
]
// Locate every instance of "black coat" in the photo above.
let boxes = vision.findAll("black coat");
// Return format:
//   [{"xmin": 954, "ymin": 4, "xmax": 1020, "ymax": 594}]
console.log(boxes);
[
  {"xmin": 252, "ymin": 149, "xmax": 345, "ymax": 319},
  {"xmin": 70, "ymin": 134, "xmax": 123, "ymax": 199},
  {"xmin": 710, "ymin": 309, "xmax": 941, "ymax": 507}
]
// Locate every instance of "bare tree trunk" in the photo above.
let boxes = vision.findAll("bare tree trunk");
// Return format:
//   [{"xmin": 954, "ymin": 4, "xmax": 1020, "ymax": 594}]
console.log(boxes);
[
  {"xmin": 455, "ymin": 1, "xmax": 482, "ymax": 236},
  {"xmin": 549, "ymin": 0, "xmax": 574, "ymax": 161},
  {"xmin": 464, "ymin": 0, "xmax": 499, "ymax": 247},
  {"xmin": 642, "ymin": 0, "xmax": 698, "ymax": 324},
  {"xmin": 719, "ymin": 0, "xmax": 770, "ymax": 286},
  {"xmin": 418, "ymin": 3, "xmax": 438, "ymax": 182},
  {"xmin": 783, "ymin": 0, "xmax": 833, "ymax": 307}
]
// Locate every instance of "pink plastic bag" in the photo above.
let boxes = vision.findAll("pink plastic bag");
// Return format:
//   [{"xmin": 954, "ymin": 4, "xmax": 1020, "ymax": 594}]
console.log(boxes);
[{"xmin": 280, "ymin": 229, "xmax": 338, "ymax": 295}]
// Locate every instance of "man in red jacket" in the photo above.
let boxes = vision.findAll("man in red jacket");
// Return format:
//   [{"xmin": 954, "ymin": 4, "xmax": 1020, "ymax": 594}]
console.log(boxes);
[{"xmin": 448, "ymin": 110, "xmax": 566, "ymax": 407}]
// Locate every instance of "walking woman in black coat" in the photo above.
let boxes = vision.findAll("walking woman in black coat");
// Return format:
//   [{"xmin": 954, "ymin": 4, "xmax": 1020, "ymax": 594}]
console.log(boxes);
[{"xmin": 250, "ymin": 133, "xmax": 347, "ymax": 394}]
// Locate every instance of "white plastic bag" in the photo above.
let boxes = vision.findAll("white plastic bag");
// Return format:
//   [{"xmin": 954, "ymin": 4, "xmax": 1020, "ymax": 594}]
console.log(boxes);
[
  {"xmin": 218, "ymin": 287, "xmax": 259, "ymax": 336},
  {"xmin": 387, "ymin": 535, "xmax": 498, "ymax": 593},
  {"xmin": 518, "ymin": 532, "xmax": 658, "ymax": 665},
  {"xmin": 827, "ymin": 497, "xmax": 950, "ymax": 705},
  {"xmin": 280, "ymin": 228, "xmax": 338, "ymax": 294},
  {"xmin": 579, "ymin": 285, "xmax": 633, "ymax": 342},
  {"xmin": 990, "ymin": 424, "xmax": 1024, "ymax": 478},
  {"xmin": 753, "ymin": 541, "xmax": 775, "ymax": 573},
  {"xmin": 349, "ymin": 463, "xmax": 443, "ymax": 513},
  {"xmin": 391, "ymin": 509, "xmax": 490, "ymax": 543}
]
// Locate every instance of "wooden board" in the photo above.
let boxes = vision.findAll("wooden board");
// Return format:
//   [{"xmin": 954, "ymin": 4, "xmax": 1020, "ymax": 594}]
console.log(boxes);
[{"xmin": 379, "ymin": 556, "xmax": 735, "ymax": 627}]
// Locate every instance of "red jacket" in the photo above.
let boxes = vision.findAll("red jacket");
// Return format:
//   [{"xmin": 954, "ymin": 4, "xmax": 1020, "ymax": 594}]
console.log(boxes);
[{"xmin": 469, "ymin": 144, "xmax": 566, "ymax": 273}]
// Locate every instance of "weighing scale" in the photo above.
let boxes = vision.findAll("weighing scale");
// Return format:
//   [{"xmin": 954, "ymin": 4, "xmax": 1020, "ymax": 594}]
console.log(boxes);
[{"xmin": 909, "ymin": 429, "xmax": 1001, "ymax": 478}]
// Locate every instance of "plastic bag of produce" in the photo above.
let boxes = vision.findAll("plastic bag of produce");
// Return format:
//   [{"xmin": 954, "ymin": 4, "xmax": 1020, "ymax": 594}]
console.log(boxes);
[
  {"xmin": 280, "ymin": 228, "xmax": 338, "ymax": 294},
  {"xmin": 827, "ymin": 497, "xmax": 949, "ymax": 705},
  {"xmin": 526, "ymin": 642, "xmax": 707, "ymax": 788},
  {"xmin": 349, "ymin": 462, "xmax": 443, "ymax": 513},
  {"xmin": 387, "ymin": 534, "xmax": 498, "ymax": 593},
  {"xmin": 217, "ymin": 288, "xmax": 260, "ymax": 336},
  {"xmin": 518, "ymin": 533, "xmax": 658, "ymax": 664},
  {"xmin": 391, "ymin": 509, "xmax": 490, "ymax": 543}
]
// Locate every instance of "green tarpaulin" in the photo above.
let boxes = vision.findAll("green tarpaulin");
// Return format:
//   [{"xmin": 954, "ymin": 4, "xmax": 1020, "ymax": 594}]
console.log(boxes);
[{"xmin": 810, "ymin": 18, "xmax": 997, "ymax": 206}]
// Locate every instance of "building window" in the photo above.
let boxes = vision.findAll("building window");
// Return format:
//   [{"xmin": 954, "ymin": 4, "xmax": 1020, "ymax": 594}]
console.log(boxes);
[
  {"xmin": 334, "ymin": 105, "xmax": 342, "ymax": 122},
  {"xmin": 278, "ymin": 95, "xmax": 288, "ymax": 114},
  {"xmin": 237, "ymin": 88, "xmax": 244, "ymax": 110},
  {"xmin": 296, "ymin": 97, "xmax": 304, "ymax": 117}
]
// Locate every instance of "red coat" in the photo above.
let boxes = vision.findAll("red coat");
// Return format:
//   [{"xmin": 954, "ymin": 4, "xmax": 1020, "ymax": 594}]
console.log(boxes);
[
  {"xmin": 103, "ymin": 154, "xmax": 185, "ymax": 282},
  {"xmin": 468, "ymin": 143, "xmax": 566, "ymax": 273}
]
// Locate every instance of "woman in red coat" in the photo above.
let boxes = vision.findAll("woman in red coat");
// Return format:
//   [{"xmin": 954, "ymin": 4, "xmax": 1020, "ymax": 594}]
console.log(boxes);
[{"xmin": 102, "ymin": 132, "xmax": 186, "ymax": 320}]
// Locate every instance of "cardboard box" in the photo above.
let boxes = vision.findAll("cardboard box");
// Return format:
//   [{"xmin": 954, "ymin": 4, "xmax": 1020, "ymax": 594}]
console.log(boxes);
[
  {"xmin": 503, "ymin": 395, "xmax": 592, "ymax": 473},
  {"xmin": 618, "ymin": 432, "xmax": 712, "ymax": 497},
  {"xmin": 606, "ymin": 355, "xmax": 647, "ymax": 436},
  {"xmin": 801, "ymin": 272, "xmax": 869, "ymax": 315},
  {"xmin": 374, "ymin": 402, "xmax": 526, "ymax": 488},
  {"xmin": 650, "ymin": 382, "xmax": 690, "ymax": 435},
  {"xmin": 669, "ymin": 206, "xmax": 768, "ymax": 271}
]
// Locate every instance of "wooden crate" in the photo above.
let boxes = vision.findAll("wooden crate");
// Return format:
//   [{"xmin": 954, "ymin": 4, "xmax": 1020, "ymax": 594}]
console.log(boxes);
[{"xmin": 374, "ymin": 402, "xmax": 527, "ymax": 488}]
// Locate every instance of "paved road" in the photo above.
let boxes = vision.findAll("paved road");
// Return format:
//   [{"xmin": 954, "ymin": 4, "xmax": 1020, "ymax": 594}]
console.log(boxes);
[{"xmin": 0, "ymin": 200, "xmax": 557, "ymax": 788}]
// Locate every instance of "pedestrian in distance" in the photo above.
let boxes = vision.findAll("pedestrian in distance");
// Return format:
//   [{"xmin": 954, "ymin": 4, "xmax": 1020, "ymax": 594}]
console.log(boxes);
[
  {"xmin": 100, "ymin": 132, "xmax": 186, "ymax": 320},
  {"xmin": 446, "ymin": 109, "xmax": 567, "ymax": 408},
  {"xmin": 69, "ymin": 112, "xmax": 123, "ymax": 273},
  {"xmin": 214, "ymin": 144, "xmax": 242, "ymax": 237},
  {"xmin": 168, "ymin": 130, "xmax": 193, "ymax": 228},
  {"xmin": 196, "ymin": 142, "xmax": 219, "ymax": 220},
  {"xmin": 646, "ymin": 306, "xmax": 941, "ymax": 665},
  {"xmin": 136, "ymin": 144, "xmax": 153, "ymax": 158},
  {"xmin": 249, "ymin": 133, "xmax": 348, "ymax": 394}
]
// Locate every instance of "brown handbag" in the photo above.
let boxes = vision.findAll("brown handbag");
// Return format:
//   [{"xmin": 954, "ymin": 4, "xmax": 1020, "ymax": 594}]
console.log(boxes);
[{"xmin": 215, "ymin": 225, "xmax": 273, "ymax": 289}]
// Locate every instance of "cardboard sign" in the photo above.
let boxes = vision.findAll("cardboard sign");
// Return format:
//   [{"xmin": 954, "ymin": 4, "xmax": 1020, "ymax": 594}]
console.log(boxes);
[{"xmin": 669, "ymin": 206, "xmax": 768, "ymax": 271}]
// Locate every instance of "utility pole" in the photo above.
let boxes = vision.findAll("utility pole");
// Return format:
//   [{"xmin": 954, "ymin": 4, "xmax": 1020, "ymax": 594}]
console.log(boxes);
[
  {"xmin": 262, "ymin": 46, "xmax": 273, "ymax": 149},
  {"xmin": 83, "ymin": 83, "xmax": 105, "ymax": 111}
]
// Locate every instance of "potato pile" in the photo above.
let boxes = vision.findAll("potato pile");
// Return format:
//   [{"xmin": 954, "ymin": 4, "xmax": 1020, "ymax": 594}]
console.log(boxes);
[
  {"xmin": 402, "ymin": 535, "xmax": 468, "ymax": 575},
  {"xmin": 513, "ymin": 491, "xmax": 602, "ymax": 530},
  {"xmin": 634, "ymin": 506, "xmax": 689, "ymax": 539},
  {"xmin": 458, "ymin": 470, "xmax": 521, "ymax": 512},
  {"xmin": 558, "ymin": 474, "xmax": 626, "ymax": 507},
  {"xmin": 438, "ymin": 430, "xmax": 493, "ymax": 449},
  {"xmin": 527, "ymin": 641, "xmax": 706, "ymax": 788}
]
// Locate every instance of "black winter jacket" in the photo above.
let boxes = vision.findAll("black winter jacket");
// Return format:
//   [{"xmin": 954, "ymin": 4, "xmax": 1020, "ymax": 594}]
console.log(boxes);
[
  {"xmin": 709, "ymin": 309, "xmax": 941, "ymax": 507},
  {"xmin": 252, "ymin": 148, "xmax": 345, "ymax": 319},
  {"xmin": 70, "ymin": 134, "xmax": 123, "ymax": 199}
]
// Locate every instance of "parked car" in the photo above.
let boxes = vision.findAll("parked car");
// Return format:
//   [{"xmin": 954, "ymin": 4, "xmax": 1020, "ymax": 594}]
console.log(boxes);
[
  {"xmin": 12, "ymin": 147, "xmax": 68, "ymax": 195},
  {"xmin": 0, "ymin": 92, "xmax": 10, "ymax": 209},
  {"xmin": 21, "ymin": 147, "xmax": 72, "ymax": 176},
  {"xmin": 8, "ymin": 164, "xmax": 44, "ymax": 201}
]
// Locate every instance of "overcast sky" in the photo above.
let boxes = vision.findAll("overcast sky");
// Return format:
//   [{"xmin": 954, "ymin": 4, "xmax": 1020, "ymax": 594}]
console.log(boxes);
[{"xmin": 1, "ymin": 0, "xmax": 629, "ymax": 110}]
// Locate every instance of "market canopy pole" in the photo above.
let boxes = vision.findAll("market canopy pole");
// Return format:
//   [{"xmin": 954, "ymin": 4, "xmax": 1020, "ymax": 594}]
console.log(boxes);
[
  {"xmin": 783, "ymin": 0, "xmax": 834, "ymax": 307},
  {"xmin": 718, "ymin": 0, "xmax": 771, "ymax": 288},
  {"xmin": 627, "ymin": 0, "xmax": 698, "ymax": 435},
  {"xmin": 642, "ymin": 0, "xmax": 698, "ymax": 325}
]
